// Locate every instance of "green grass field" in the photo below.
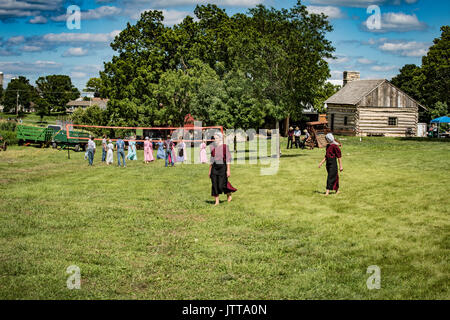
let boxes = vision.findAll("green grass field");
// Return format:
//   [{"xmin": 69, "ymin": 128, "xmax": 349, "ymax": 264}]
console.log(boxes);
[
  {"xmin": 0, "ymin": 112, "xmax": 61, "ymax": 126},
  {"xmin": 0, "ymin": 137, "xmax": 449, "ymax": 299}
]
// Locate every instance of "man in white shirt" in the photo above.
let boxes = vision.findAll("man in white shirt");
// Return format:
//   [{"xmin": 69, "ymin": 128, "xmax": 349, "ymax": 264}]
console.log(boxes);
[{"xmin": 87, "ymin": 136, "xmax": 96, "ymax": 166}]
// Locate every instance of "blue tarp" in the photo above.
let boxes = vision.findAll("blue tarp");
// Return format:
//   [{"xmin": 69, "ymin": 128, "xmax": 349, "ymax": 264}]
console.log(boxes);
[{"xmin": 430, "ymin": 116, "xmax": 450, "ymax": 124}]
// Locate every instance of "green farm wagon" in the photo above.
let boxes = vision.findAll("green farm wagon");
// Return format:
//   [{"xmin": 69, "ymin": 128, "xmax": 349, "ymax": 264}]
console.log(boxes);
[
  {"xmin": 17, "ymin": 125, "xmax": 53, "ymax": 147},
  {"xmin": 17, "ymin": 125, "xmax": 90, "ymax": 151},
  {"xmin": 48, "ymin": 125, "xmax": 90, "ymax": 152}
]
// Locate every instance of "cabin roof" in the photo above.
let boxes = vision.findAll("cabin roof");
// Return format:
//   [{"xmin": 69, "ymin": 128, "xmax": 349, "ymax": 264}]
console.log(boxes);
[
  {"xmin": 325, "ymin": 79, "xmax": 427, "ymax": 110},
  {"xmin": 325, "ymin": 79, "xmax": 385, "ymax": 105}
]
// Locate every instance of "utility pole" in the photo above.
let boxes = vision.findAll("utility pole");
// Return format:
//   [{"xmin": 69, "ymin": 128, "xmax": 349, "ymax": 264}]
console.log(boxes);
[{"xmin": 16, "ymin": 90, "xmax": 19, "ymax": 116}]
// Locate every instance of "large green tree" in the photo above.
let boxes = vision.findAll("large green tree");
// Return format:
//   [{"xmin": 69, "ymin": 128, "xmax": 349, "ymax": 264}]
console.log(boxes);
[
  {"xmin": 391, "ymin": 26, "xmax": 449, "ymax": 120},
  {"xmin": 100, "ymin": 1, "xmax": 334, "ymax": 131},
  {"xmin": 36, "ymin": 75, "xmax": 80, "ymax": 113},
  {"xmin": 231, "ymin": 3, "xmax": 334, "ymax": 128},
  {"xmin": 391, "ymin": 64, "xmax": 425, "ymax": 105},
  {"xmin": 34, "ymin": 96, "xmax": 51, "ymax": 122},
  {"xmin": 313, "ymin": 82, "xmax": 341, "ymax": 113},
  {"xmin": 3, "ymin": 76, "xmax": 37, "ymax": 114},
  {"xmin": 84, "ymin": 77, "xmax": 103, "ymax": 98},
  {"xmin": 422, "ymin": 25, "xmax": 450, "ymax": 114}
]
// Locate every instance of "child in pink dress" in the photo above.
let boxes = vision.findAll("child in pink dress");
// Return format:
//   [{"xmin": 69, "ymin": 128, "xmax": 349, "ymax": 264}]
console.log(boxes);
[
  {"xmin": 199, "ymin": 140, "xmax": 207, "ymax": 163},
  {"xmin": 144, "ymin": 137, "xmax": 154, "ymax": 163}
]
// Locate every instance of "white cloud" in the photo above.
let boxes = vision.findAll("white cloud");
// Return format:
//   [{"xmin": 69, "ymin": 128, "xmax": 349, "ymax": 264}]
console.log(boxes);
[
  {"xmin": 330, "ymin": 70, "xmax": 343, "ymax": 80},
  {"xmin": 0, "ymin": 60, "xmax": 62, "ymax": 75},
  {"xmin": 308, "ymin": 0, "xmax": 418, "ymax": 7},
  {"xmin": 22, "ymin": 45, "xmax": 42, "ymax": 52},
  {"xmin": 63, "ymin": 47, "xmax": 89, "ymax": 57},
  {"xmin": 370, "ymin": 65, "xmax": 398, "ymax": 72},
  {"xmin": 357, "ymin": 58, "xmax": 376, "ymax": 64},
  {"xmin": 307, "ymin": 6, "xmax": 345, "ymax": 19},
  {"xmin": 43, "ymin": 30, "xmax": 121, "ymax": 43},
  {"xmin": 29, "ymin": 15, "xmax": 47, "ymax": 24},
  {"xmin": 0, "ymin": 0, "xmax": 62, "ymax": 11},
  {"xmin": 7, "ymin": 35, "xmax": 25, "ymax": 44},
  {"xmin": 132, "ymin": 8, "xmax": 191, "ymax": 25},
  {"xmin": 326, "ymin": 55, "xmax": 350, "ymax": 65},
  {"xmin": 327, "ymin": 79, "xmax": 343, "ymax": 86},
  {"xmin": 362, "ymin": 12, "xmax": 428, "ymax": 33},
  {"xmin": 71, "ymin": 71, "xmax": 87, "ymax": 79},
  {"xmin": 0, "ymin": 0, "xmax": 63, "ymax": 20},
  {"xmin": 377, "ymin": 40, "xmax": 430, "ymax": 57},
  {"xmin": 51, "ymin": 6, "xmax": 122, "ymax": 22},
  {"xmin": 73, "ymin": 65, "xmax": 102, "ymax": 72},
  {"xmin": 359, "ymin": 38, "xmax": 430, "ymax": 57},
  {"xmin": 125, "ymin": 0, "xmax": 263, "ymax": 8}
]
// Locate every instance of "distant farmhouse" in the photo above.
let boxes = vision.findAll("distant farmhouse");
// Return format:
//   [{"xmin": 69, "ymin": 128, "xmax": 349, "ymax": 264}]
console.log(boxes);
[
  {"xmin": 66, "ymin": 97, "xmax": 109, "ymax": 113},
  {"xmin": 325, "ymin": 71, "xmax": 426, "ymax": 137}
]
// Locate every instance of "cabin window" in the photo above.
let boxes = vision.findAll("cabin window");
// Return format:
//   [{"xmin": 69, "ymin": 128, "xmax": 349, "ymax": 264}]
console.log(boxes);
[
  {"xmin": 388, "ymin": 117, "xmax": 398, "ymax": 126},
  {"xmin": 344, "ymin": 116, "xmax": 348, "ymax": 126}
]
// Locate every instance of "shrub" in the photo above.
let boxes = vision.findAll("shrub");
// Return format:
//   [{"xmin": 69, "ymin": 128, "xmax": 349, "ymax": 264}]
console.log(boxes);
[
  {"xmin": 0, "ymin": 130, "xmax": 18, "ymax": 145},
  {"xmin": 0, "ymin": 121, "xmax": 17, "ymax": 132}
]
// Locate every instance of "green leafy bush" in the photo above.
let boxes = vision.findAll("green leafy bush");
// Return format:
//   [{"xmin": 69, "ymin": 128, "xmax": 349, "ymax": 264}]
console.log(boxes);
[
  {"xmin": 0, "ymin": 121, "xmax": 17, "ymax": 132},
  {"xmin": 0, "ymin": 130, "xmax": 18, "ymax": 145}
]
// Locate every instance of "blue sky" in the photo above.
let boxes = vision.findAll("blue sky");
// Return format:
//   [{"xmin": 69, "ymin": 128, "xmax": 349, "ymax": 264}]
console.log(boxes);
[{"xmin": 0, "ymin": 0, "xmax": 448, "ymax": 91}]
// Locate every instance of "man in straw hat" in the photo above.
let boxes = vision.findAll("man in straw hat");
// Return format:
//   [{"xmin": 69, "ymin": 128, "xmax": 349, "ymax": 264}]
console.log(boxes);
[{"xmin": 287, "ymin": 126, "xmax": 294, "ymax": 149}]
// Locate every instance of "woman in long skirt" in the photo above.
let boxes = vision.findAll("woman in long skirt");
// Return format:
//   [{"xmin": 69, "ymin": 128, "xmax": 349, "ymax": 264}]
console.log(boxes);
[
  {"xmin": 177, "ymin": 138, "xmax": 186, "ymax": 163},
  {"xmin": 171, "ymin": 141, "xmax": 177, "ymax": 164},
  {"xmin": 144, "ymin": 137, "xmax": 154, "ymax": 163},
  {"xmin": 106, "ymin": 139, "xmax": 114, "ymax": 165},
  {"xmin": 127, "ymin": 136, "xmax": 138, "ymax": 161},
  {"xmin": 156, "ymin": 139, "xmax": 165, "ymax": 159},
  {"xmin": 319, "ymin": 133, "xmax": 343, "ymax": 195},
  {"xmin": 199, "ymin": 139, "xmax": 207, "ymax": 163},
  {"xmin": 209, "ymin": 132, "xmax": 237, "ymax": 206}
]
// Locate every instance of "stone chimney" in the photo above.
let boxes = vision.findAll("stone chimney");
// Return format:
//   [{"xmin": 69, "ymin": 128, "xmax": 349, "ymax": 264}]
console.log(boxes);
[{"xmin": 343, "ymin": 71, "xmax": 360, "ymax": 86}]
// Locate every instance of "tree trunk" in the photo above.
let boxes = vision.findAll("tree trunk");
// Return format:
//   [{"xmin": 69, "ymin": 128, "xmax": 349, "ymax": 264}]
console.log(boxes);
[
  {"xmin": 276, "ymin": 120, "xmax": 280, "ymax": 158},
  {"xmin": 284, "ymin": 116, "xmax": 290, "ymax": 137}
]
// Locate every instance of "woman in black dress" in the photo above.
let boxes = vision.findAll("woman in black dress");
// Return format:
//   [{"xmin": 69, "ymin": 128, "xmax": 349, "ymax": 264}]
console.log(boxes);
[
  {"xmin": 318, "ymin": 133, "xmax": 343, "ymax": 196},
  {"xmin": 209, "ymin": 132, "xmax": 237, "ymax": 206}
]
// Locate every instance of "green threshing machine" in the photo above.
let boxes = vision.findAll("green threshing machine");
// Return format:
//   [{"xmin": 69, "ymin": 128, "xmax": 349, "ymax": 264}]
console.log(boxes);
[{"xmin": 17, "ymin": 124, "xmax": 90, "ymax": 151}]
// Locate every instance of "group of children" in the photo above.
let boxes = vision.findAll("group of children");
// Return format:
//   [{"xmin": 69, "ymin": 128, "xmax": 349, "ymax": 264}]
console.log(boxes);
[{"xmin": 85, "ymin": 135, "xmax": 210, "ymax": 168}]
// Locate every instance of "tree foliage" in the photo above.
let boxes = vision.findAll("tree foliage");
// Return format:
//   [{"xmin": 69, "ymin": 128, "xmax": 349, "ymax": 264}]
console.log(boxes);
[
  {"xmin": 84, "ymin": 78, "xmax": 103, "ymax": 98},
  {"xmin": 3, "ymin": 76, "xmax": 37, "ymax": 113},
  {"xmin": 392, "ymin": 26, "xmax": 449, "ymax": 120},
  {"xmin": 36, "ymin": 75, "xmax": 80, "ymax": 113},
  {"xmin": 313, "ymin": 82, "xmax": 341, "ymax": 113},
  {"xmin": 99, "ymin": 1, "xmax": 334, "ymax": 129}
]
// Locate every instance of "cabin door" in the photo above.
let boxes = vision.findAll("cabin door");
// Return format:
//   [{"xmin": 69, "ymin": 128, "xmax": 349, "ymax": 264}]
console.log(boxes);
[{"xmin": 330, "ymin": 114, "xmax": 335, "ymax": 132}]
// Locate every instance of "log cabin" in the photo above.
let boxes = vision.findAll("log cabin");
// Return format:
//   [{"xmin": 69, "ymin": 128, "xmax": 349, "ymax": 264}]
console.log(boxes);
[{"xmin": 325, "ymin": 71, "xmax": 426, "ymax": 137}]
